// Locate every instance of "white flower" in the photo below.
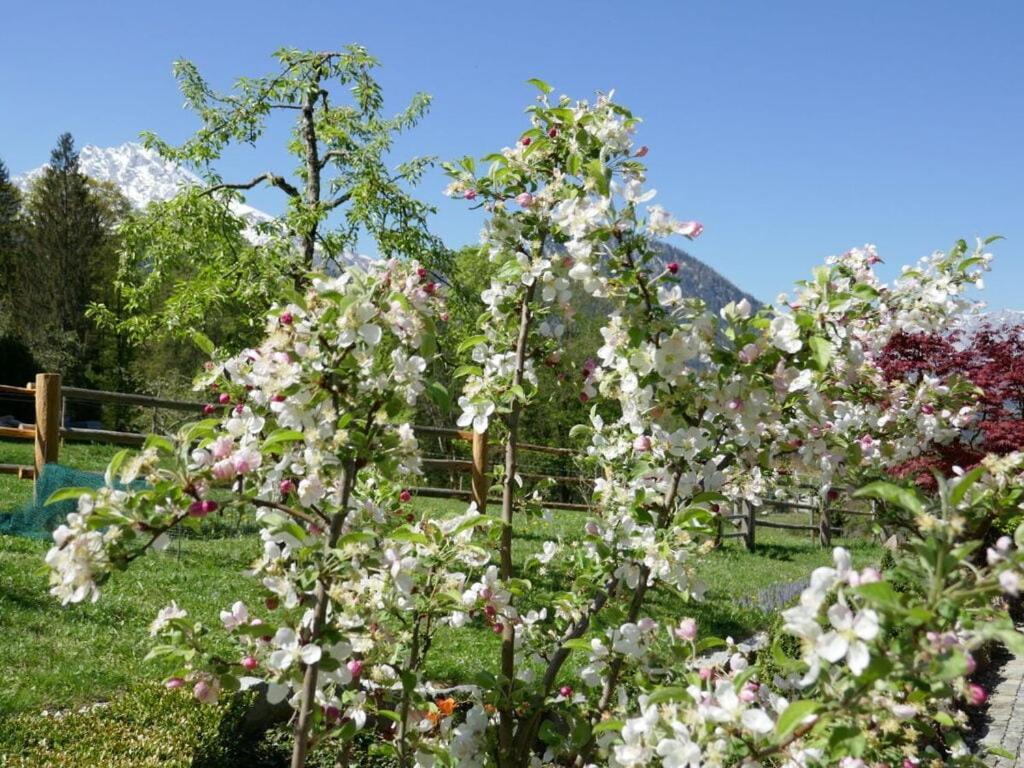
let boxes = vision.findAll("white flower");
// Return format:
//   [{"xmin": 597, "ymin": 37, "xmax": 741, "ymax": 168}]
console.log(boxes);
[
  {"xmin": 268, "ymin": 627, "xmax": 322, "ymax": 671},
  {"xmin": 769, "ymin": 314, "xmax": 803, "ymax": 354},
  {"xmin": 816, "ymin": 603, "xmax": 879, "ymax": 675},
  {"xmin": 150, "ymin": 601, "xmax": 187, "ymax": 635},
  {"xmin": 220, "ymin": 601, "xmax": 249, "ymax": 631},
  {"xmin": 457, "ymin": 396, "xmax": 495, "ymax": 434}
]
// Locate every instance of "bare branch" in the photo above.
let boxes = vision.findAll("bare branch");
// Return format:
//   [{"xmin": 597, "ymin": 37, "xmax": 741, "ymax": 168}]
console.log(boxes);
[
  {"xmin": 323, "ymin": 191, "xmax": 353, "ymax": 211},
  {"xmin": 202, "ymin": 172, "xmax": 300, "ymax": 199},
  {"xmin": 318, "ymin": 149, "xmax": 348, "ymax": 170}
]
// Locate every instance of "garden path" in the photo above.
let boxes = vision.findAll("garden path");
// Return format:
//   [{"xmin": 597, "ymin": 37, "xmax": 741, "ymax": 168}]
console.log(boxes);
[{"xmin": 984, "ymin": 651, "xmax": 1024, "ymax": 766}]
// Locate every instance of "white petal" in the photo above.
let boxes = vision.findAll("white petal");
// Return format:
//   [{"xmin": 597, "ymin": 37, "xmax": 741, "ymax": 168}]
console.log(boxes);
[
  {"xmin": 847, "ymin": 641, "xmax": 870, "ymax": 676},
  {"xmin": 817, "ymin": 632, "xmax": 848, "ymax": 663},
  {"xmin": 299, "ymin": 643, "xmax": 322, "ymax": 665},
  {"xmin": 826, "ymin": 603, "xmax": 853, "ymax": 632},
  {"xmin": 266, "ymin": 681, "xmax": 290, "ymax": 704},
  {"xmin": 852, "ymin": 609, "xmax": 880, "ymax": 641},
  {"xmin": 741, "ymin": 708, "xmax": 775, "ymax": 734}
]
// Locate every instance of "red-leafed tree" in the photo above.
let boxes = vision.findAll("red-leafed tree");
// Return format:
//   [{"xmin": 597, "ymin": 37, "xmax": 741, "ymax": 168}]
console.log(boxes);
[{"xmin": 879, "ymin": 321, "xmax": 1024, "ymax": 485}]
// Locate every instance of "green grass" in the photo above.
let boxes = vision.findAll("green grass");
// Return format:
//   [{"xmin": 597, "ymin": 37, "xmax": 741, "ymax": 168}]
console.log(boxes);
[{"xmin": 0, "ymin": 438, "xmax": 882, "ymax": 720}]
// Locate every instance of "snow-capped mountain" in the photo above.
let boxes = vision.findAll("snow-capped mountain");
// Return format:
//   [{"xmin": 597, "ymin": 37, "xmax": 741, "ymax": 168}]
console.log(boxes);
[{"xmin": 15, "ymin": 142, "xmax": 277, "ymax": 244}]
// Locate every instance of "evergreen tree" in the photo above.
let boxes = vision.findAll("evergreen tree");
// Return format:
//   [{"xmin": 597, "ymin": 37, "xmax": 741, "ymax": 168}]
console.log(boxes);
[
  {"xmin": 0, "ymin": 158, "xmax": 23, "ymax": 337},
  {"xmin": 0, "ymin": 157, "xmax": 32, "ymax": 383},
  {"xmin": 20, "ymin": 134, "xmax": 123, "ymax": 385}
]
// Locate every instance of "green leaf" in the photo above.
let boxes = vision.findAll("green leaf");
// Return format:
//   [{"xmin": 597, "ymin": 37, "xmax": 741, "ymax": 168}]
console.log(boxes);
[
  {"xmin": 457, "ymin": 335, "xmax": 488, "ymax": 354},
  {"xmin": 776, "ymin": 700, "xmax": 820, "ymax": 739},
  {"xmin": 526, "ymin": 78, "xmax": 554, "ymax": 95},
  {"xmin": 949, "ymin": 465, "xmax": 985, "ymax": 508},
  {"xmin": 645, "ymin": 686, "xmax": 690, "ymax": 705},
  {"xmin": 853, "ymin": 481, "xmax": 923, "ymax": 516},
  {"xmin": 144, "ymin": 434, "xmax": 175, "ymax": 454},
  {"xmin": 807, "ymin": 336, "xmax": 832, "ymax": 371},
  {"xmin": 191, "ymin": 330, "xmax": 215, "ymax": 356},
  {"xmin": 592, "ymin": 719, "xmax": 624, "ymax": 735},
  {"xmin": 45, "ymin": 487, "xmax": 96, "ymax": 506},
  {"xmin": 853, "ymin": 581, "xmax": 902, "ymax": 611},
  {"xmin": 263, "ymin": 429, "xmax": 305, "ymax": 450},
  {"xmin": 427, "ymin": 382, "xmax": 451, "ymax": 412},
  {"xmin": 452, "ymin": 364, "xmax": 483, "ymax": 380}
]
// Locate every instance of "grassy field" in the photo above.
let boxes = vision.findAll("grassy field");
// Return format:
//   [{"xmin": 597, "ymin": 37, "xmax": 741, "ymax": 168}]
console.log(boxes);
[{"xmin": 0, "ymin": 437, "xmax": 883, "ymax": 719}]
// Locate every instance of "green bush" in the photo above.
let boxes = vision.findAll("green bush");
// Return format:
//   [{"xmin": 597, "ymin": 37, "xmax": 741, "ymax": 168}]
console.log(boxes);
[{"xmin": 0, "ymin": 684, "xmax": 256, "ymax": 767}]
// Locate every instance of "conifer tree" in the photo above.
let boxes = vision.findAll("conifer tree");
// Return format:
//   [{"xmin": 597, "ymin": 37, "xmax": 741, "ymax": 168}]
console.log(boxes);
[{"xmin": 21, "ymin": 134, "xmax": 125, "ymax": 385}]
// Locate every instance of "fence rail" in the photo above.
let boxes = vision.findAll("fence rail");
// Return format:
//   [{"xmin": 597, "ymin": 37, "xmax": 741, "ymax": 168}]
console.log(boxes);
[{"xmin": 1, "ymin": 373, "xmax": 874, "ymax": 547}]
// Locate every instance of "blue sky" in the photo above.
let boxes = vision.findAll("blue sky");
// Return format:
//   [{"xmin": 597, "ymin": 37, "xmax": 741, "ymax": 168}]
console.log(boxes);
[{"xmin": 2, "ymin": 1, "xmax": 1021, "ymax": 308}]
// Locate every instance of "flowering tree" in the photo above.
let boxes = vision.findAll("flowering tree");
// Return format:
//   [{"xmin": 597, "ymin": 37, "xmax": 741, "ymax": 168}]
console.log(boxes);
[
  {"xmin": 43, "ymin": 81, "xmax": 1023, "ymax": 768},
  {"xmin": 879, "ymin": 318, "xmax": 1024, "ymax": 491},
  {"xmin": 44, "ymin": 259, "xmax": 489, "ymax": 768}
]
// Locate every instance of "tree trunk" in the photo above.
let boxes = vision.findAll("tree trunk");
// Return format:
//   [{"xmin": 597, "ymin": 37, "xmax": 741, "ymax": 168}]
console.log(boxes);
[
  {"xmin": 299, "ymin": 80, "xmax": 321, "ymax": 273},
  {"xmin": 291, "ymin": 462, "xmax": 355, "ymax": 768},
  {"xmin": 497, "ymin": 281, "xmax": 536, "ymax": 767}
]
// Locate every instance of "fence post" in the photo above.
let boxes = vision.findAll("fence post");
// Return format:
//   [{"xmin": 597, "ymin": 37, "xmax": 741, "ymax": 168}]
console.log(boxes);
[
  {"xmin": 471, "ymin": 430, "xmax": 489, "ymax": 513},
  {"xmin": 744, "ymin": 500, "xmax": 755, "ymax": 553},
  {"xmin": 34, "ymin": 373, "xmax": 62, "ymax": 481},
  {"xmin": 818, "ymin": 495, "xmax": 831, "ymax": 548}
]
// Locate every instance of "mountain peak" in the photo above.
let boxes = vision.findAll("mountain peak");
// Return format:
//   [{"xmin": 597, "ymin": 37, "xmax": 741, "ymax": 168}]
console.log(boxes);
[{"xmin": 15, "ymin": 141, "xmax": 275, "ymax": 241}]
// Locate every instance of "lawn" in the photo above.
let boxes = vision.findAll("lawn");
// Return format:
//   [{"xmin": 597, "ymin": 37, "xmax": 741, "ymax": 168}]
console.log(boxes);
[{"xmin": 0, "ymin": 437, "xmax": 883, "ymax": 763}]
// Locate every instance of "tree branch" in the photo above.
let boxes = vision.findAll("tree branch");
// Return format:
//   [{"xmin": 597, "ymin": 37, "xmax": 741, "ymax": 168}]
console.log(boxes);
[
  {"xmin": 202, "ymin": 172, "xmax": 300, "ymax": 199},
  {"xmin": 323, "ymin": 191, "xmax": 353, "ymax": 211}
]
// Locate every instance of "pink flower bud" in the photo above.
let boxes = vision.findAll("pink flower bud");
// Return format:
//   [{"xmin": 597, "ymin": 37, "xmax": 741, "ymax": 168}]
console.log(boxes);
[
  {"xmin": 675, "ymin": 618, "xmax": 698, "ymax": 641},
  {"xmin": 492, "ymin": 622, "xmax": 504, "ymax": 634},
  {"xmin": 271, "ymin": 394, "xmax": 286, "ymax": 403},
  {"xmin": 578, "ymin": 392, "xmax": 590, "ymax": 403},
  {"xmin": 921, "ymin": 404, "xmax": 935, "ymax": 415},
  {"xmin": 188, "ymin": 500, "xmax": 218, "ymax": 518},
  {"xmin": 635, "ymin": 146, "xmax": 649, "ymax": 158},
  {"xmin": 399, "ymin": 489, "xmax": 413, "ymax": 503},
  {"xmin": 548, "ymin": 127, "xmax": 558, "ymax": 138},
  {"xmin": 464, "ymin": 189, "xmax": 477, "ymax": 201},
  {"xmin": 165, "ymin": 677, "xmax": 185, "ymax": 690},
  {"xmin": 193, "ymin": 679, "xmax": 218, "ymax": 705},
  {"xmin": 739, "ymin": 685, "xmax": 757, "ymax": 703},
  {"xmin": 202, "ymin": 404, "xmax": 216, "ymax": 415},
  {"xmin": 440, "ymin": 312, "xmax": 450, "ymax": 322},
  {"xmin": 666, "ymin": 262, "xmax": 680, "ymax": 275},
  {"xmin": 738, "ymin": 343, "xmax": 760, "ymax": 364},
  {"xmin": 325, "ymin": 705, "xmax": 342, "ymax": 722},
  {"xmin": 484, "ymin": 604, "xmax": 497, "ymax": 618},
  {"xmin": 233, "ymin": 404, "xmax": 245, "ymax": 415},
  {"xmin": 967, "ymin": 682, "xmax": 987, "ymax": 706},
  {"xmin": 417, "ymin": 267, "xmax": 428, "ymax": 280},
  {"xmin": 280, "ymin": 312, "xmax": 294, "ymax": 325},
  {"xmin": 280, "ymin": 479, "xmax": 295, "ymax": 495},
  {"xmin": 242, "ymin": 655, "xmax": 259, "ymax": 671},
  {"xmin": 424, "ymin": 282, "xmax": 437, "ymax": 295},
  {"xmin": 347, "ymin": 660, "xmax": 363, "ymax": 678},
  {"xmin": 677, "ymin": 221, "xmax": 703, "ymax": 239},
  {"xmin": 633, "ymin": 435, "xmax": 652, "ymax": 453},
  {"xmin": 559, "ymin": 685, "xmax": 573, "ymax": 698},
  {"xmin": 265, "ymin": 596, "xmax": 279, "ymax": 610},
  {"xmin": 965, "ymin": 652, "xmax": 977, "ymax": 675},
  {"xmin": 521, "ymin": 137, "xmax": 532, "ymax": 146},
  {"xmin": 859, "ymin": 567, "xmax": 881, "ymax": 584},
  {"xmin": 698, "ymin": 667, "xmax": 713, "ymax": 681},
  {"xmin": 515, "ymin": 192, "xmax": 534, "ymax": 208},
  {"xmin": 217, "ymin": 392, "xmax": 231, "ymax": 404}
]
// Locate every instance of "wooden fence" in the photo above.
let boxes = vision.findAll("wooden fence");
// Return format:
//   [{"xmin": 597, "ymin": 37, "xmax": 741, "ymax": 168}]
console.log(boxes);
[
  {"xmin": 0, "ymin": 373, "xmax": 588, "ymax": 516},
  {"xmin": 0, "ymin": 373, "xmax": 872, "ymax": 547}
]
